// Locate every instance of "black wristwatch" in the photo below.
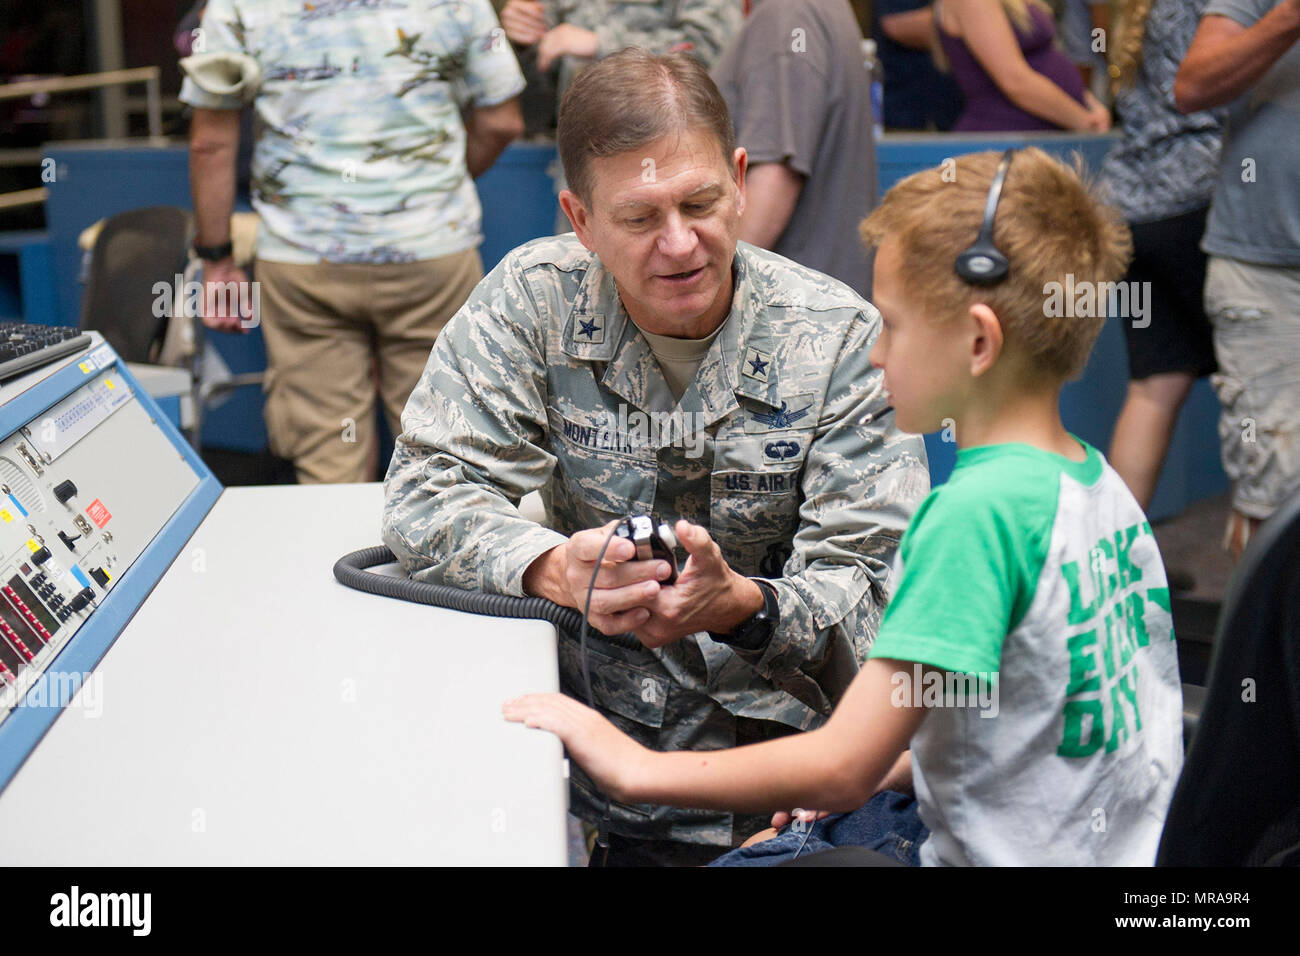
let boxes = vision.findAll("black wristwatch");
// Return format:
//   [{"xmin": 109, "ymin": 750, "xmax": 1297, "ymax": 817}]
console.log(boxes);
[
  {"xmin": 193, "ymin": 240, "xmax": 234, "ymax": 262},
  {"xmin": 713, "ymin": 578, "xmax": 779, "ymax": 651}
]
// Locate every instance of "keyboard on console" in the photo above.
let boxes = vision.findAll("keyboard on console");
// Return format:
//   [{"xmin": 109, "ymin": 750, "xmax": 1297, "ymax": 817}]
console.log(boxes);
[{"xmin": 0, "ymin": 324, "xmax": 93, "ymax": 384}]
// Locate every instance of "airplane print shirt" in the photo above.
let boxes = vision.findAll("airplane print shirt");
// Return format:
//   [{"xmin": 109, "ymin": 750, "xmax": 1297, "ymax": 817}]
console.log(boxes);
[{"xmin": 180, "ymin": 0, "xmax": 525, "ymax": 264}]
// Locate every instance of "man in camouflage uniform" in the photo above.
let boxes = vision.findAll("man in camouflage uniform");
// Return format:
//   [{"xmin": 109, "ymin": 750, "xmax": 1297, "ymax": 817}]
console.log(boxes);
[
  {"xmin": 499, "ymin": 0, "xmax": 742, "ymax": 96},
  {"xmin": 382, "ymin": 49, "xmax": 929, "ymax": 865}
]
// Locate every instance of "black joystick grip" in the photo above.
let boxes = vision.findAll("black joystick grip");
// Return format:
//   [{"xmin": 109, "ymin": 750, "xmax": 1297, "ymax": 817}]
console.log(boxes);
[{"xmin": 614, "ymin": 515, "xmax": 678, "ymax": 585}]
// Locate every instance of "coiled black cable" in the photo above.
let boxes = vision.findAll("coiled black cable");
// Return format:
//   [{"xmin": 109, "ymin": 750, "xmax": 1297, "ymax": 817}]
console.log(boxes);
[{"xmin": 331, "ymin": 544, "xmax": 641, "ymax": 651}]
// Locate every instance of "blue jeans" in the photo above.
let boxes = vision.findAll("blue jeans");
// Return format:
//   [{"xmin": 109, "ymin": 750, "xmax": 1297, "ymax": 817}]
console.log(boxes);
[{"xmin": 706, "ymin": 790, "xmax": 928, "ymax": 867}]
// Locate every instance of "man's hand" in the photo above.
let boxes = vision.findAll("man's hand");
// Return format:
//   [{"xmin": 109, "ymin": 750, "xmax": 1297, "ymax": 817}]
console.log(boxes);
[
  {"xmin": 522, "ymin": 520, "xmax": 673, "ymax": 636},
  {"xmin": 500, "ymin": 0, "xmax": 548, "ymax": 46},
  {"xmin": 523, "ymin": 519, "xmax": 764, "ymax": 648},
  {"xmin": 503, "ymin": 692, "xmax": 650, "ymax": 802},
  {"xmin": 200, "ymin": 258, "xmax": 253, "ymax": 333},
  {"xmin": 632, "ymin": 520, "xmax": 765, "ymax": 649},
  {"xmin": 536, "ymin": 23, "xmax": 598, "ymax": 72}
]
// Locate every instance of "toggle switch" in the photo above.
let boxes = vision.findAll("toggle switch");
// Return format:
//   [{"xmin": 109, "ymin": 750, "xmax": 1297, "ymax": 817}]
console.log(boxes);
[{"xmin": 54, "ymin": 480, "xmax": 77, "ymax": 504}]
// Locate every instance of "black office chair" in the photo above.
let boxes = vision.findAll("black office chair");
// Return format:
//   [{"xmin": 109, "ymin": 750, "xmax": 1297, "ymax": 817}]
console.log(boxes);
[
  {"xmin": 79, "ymin": 205, "xmax": 193, "ymax": 364},
  {"xmin": 1157, "ymin": 486, "xmax": 1300, "ymax": 866}
]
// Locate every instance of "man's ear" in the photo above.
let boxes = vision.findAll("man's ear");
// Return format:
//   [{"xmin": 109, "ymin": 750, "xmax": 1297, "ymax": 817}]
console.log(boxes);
[
  {"xmin": 558, "ymin": 189, "xmax": 595, "ymax": 251},
  {"xmin": 968, "ymin": 303, "xmax": 1004, "ymax": 378},
  {"xmin": 733, "ymin": 147, "xmax": 748, "ymax": 219}
]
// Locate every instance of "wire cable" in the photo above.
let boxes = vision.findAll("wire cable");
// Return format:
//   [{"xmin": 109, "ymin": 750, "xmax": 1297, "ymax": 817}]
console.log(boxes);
[{"xmin": 579, "ymin": 520, "xmax": 630, "ymax": 866}]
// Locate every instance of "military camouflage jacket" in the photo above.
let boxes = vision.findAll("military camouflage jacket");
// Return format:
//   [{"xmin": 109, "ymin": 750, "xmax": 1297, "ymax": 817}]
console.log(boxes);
[
  {"xmin": 541, "ymin": 0, "xmax": 742, "ymax": 94},
  {"xmin": 382, "ymin": 235, "xmax": 929, "ymax": 845}
]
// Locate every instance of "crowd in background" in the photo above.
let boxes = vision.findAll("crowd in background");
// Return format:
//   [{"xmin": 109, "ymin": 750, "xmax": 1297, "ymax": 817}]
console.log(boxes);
[{"xmin": 171, "ymin": 0, "xmax": 1299, "ymax": 563}]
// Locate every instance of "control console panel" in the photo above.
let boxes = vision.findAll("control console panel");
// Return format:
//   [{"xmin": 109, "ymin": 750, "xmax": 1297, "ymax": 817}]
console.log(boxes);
[{"xmin": 0, "ymin": 336, "xmax": 221, "ymax": 787}]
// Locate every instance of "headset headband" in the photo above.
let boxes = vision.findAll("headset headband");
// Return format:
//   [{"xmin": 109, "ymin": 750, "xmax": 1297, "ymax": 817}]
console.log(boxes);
[{"xmin": 954, "ymin": 149, "xmax": 1016, "ymax": 286}]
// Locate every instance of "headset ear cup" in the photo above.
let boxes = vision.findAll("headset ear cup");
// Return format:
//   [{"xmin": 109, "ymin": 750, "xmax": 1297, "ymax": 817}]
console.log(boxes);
[{"xmin": 955, "ymin": 245, "xmax": 1010, "ymax": 284}]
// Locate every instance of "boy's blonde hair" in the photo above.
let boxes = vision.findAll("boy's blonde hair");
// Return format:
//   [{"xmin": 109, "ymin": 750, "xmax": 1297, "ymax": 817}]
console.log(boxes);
[{"xmin": 860, "ymin": 148, "xmax": 1132, "ymax": 381}]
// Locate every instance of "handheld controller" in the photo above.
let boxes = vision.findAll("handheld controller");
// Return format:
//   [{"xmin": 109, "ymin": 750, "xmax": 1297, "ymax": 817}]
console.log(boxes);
[{"xmin": 613, "ymin": 515, "xmax": 678, "ymax": 584}]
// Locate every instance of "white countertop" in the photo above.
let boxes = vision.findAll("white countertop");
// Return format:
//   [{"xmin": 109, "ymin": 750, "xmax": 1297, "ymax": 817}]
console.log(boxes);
[{"xmin": 0, "ymin": 483, "xmax": 567, "ymax": 865}]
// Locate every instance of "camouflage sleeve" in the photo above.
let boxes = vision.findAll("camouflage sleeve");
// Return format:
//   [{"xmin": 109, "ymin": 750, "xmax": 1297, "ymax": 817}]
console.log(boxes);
[
  {"xmin": 731, "ymin": 309, "xmax": 930, "ymax": 713},
  {"xmin": 591, "ymin": 0, "xmax": 743, "ymax": 67},
  {"xmin": 381, "ymin": 256, "xmax": 569, "ymax": 596}
]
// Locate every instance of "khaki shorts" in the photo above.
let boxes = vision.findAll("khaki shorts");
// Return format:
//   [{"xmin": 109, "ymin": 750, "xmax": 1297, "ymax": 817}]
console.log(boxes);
[
  {"xmin": 1205, "ymin": 255, "xmax": 1300, "ymax": 519},
  {"xmin": 256, "ymin": 249, "xmax": 482, "ymax": 484}
]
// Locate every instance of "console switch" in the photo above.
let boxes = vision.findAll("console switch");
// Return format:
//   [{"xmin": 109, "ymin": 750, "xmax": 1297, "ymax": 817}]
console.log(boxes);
[{"xmin": 68, "ymin": 587, "xmax": 95, "ymax": 613}]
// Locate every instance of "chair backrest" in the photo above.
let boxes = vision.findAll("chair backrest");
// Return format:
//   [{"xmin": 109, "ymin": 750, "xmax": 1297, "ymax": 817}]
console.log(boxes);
[
  {"xmin": 79, "ymin": 206, "xmax": 193, "ymax": 364},
  {"xmin": 1157, "ymin": 487, "xmax": 1300, "ymax": 865}
]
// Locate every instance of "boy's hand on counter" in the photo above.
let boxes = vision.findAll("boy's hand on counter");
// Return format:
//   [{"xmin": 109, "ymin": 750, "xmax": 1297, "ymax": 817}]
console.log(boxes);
[{"xmin": 503, "ymin": 692, "xmax": 650, "ymax": 803}]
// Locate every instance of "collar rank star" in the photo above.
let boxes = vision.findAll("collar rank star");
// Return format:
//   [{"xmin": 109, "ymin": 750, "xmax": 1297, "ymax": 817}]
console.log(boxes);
[
  {"xmin": 575, "ymin": 316, "xmax": 604, "ymax": 345},
  {"xmin": 743, "ymin": 347, "xmax": 771, "ymax": 382}
]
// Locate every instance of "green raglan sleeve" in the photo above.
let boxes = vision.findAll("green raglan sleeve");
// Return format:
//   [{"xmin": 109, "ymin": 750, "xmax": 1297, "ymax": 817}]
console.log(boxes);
[{"xmin": 868, "ymin": 466, "xmax": 1050, "ymax": 677}]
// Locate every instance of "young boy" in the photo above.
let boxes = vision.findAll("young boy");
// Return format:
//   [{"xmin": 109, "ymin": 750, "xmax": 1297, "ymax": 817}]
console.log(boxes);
[{"xmin": 504, "ymin": 148, "xmax": 1185, "ymax": 866}]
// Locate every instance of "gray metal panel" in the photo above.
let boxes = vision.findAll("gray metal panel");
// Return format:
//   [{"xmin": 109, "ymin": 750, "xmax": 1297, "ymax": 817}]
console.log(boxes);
[{"xmin": 0, "ymin": 483, "xmax": 568, "ymax": 865}]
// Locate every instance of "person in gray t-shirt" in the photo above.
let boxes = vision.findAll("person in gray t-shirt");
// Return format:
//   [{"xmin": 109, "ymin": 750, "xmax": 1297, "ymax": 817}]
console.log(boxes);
[
  {"xmin": 711, "ymin": 0, "xmax": 878, "ymax": 298},
  {"xmin": 1176, "ymin": 0, "xmax": 1300, "ymax": 558}
]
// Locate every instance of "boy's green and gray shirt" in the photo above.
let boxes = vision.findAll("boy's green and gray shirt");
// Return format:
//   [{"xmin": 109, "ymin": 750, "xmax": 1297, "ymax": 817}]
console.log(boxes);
[{"xmin": 870, "ymin": 440, "xmax": 1184, "ymax": 865}]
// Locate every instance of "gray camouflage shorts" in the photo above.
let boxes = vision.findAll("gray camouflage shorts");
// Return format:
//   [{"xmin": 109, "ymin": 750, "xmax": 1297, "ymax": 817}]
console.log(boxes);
[{"xmin": 1205, "ymin": 255, "xmax": 1300, "ymax": 519}]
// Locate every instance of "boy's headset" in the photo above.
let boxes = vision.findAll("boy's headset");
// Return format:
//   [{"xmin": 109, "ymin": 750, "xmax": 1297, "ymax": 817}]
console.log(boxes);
[{"xmin": 953, "ymin": 148, "xmax": 1016, "ymax": 286}]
